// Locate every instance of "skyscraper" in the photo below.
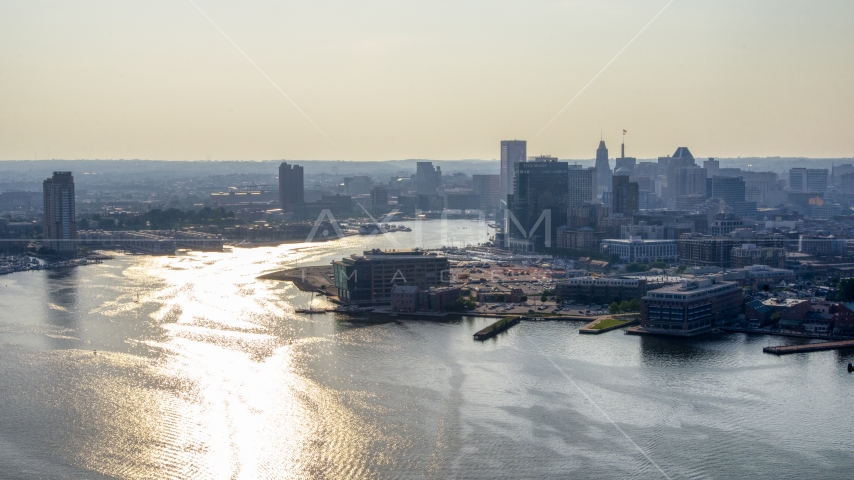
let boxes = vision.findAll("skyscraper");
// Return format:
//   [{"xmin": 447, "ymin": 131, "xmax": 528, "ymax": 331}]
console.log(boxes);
[
  {"xmin": 42, "ymin": 171, "xmax": 77, "ymax": 254},
  {"xmin": 612, "ymin": 175, "xmax": 640, "ymax": 217},
  {"xmin": 567, "ymin": 166, "xmax": 594, "ymax": 208},
  {"xmin": 472, "ymin": 174, "xmax": 500, "ymax": 210},
  {"xmin": 594, "ymin": 140, "xmax": 611, "ymax": 198},
  {"xmin": 500, "ymin": 140, "xmax": 526, "ymax": 203},
  {"xmin": 709, "ymin": 176, "xmax": 746, "ymax": 206},
  {"xmin": 507, "ymin": 158, "xmax": 569, "ymax": 250},
  {"xmin": 416, "ymin": 162, "xmax": 441, "ymax": 194},
  {"xmin": 279, "ymin": 162, "xmax": 304, "ymax": 209}
]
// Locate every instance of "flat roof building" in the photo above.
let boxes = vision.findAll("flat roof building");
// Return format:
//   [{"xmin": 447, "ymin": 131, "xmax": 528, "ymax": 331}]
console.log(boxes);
[
  {"xmin": 641, "ymin": 275, "xmax": 742, "ymax": 336},
  {"xmin": 601, "ymin": 237, "xmax": 678, "ymax": 263},
  {"xmin": 333, "ymin": 249, "xmax": 450, "ymax": 304}
]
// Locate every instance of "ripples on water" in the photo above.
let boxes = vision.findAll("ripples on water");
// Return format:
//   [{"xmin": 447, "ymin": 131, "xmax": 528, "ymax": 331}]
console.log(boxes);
[{"xmin": 1, "ymin": 220, "xmax": 853, "ymax": 479}]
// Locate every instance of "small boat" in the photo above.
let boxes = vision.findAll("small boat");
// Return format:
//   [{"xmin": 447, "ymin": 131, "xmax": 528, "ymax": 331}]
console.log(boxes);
[{"xmin": 848, "ymin": 363, "xmax": 853, "ymax": 373}]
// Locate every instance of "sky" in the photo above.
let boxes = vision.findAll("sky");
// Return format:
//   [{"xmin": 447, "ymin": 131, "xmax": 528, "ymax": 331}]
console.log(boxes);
[{"xmin": 0, "ymin": 0, "xmax": 852, "ymax": 161}]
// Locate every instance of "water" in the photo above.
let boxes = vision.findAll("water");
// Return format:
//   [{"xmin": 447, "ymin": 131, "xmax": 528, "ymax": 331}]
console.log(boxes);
[{"xmin": 1, "ymin": 219, "xmax": 853, "ymax": 479}]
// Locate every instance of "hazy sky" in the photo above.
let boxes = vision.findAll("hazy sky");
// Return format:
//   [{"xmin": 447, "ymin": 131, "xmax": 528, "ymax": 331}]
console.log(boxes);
[{"xmin": 1, "ymin": 0, "xmax": 852, "ymax": 161}]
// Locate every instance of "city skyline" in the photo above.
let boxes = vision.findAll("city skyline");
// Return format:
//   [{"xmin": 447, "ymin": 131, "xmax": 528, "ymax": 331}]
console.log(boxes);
[{"xmin": 1, "ymin": 1, "xmax": 853, "ymax": 161}]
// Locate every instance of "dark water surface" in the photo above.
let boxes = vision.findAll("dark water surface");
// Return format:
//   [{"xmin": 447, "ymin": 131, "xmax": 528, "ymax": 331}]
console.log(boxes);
[{"xmin": 1, "ymin": 220, "xmax": 853, "ymax": 479}]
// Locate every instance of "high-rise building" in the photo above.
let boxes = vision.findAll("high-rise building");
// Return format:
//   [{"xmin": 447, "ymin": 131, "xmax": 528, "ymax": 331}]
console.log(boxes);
[
  {"xmin": 42, "ymin": 171, "xmax": 77, "ymax": 254},
  {"xmin": 806, "ymin": 169, "xmax": 829, "ymax": 193},
  {"xmin": 416, "ymin": 162, "xmax": 441, "ymax": 195},
  {"xmin": 370, "ymin": 187, "xmax": 388, "ymax": 207},
  {"xmin": 788, "ymin": 168, "xmax": 827, "ymax": 193},
  {"xmin": 507, "ymin": 158, "xmax": 569, "ymax": 250},
  {"xmin": 704, "ymin": 158, "xmax": 720, "ymax": 177},
  {"xmin": 279, "ymin": 162, "xmax": 304, "ymax": 209},
  {"xmin": 567, "ymin": 166, "xmax": 595, "ymax": 208},
  {"xmin": 611, "ymin": 175, "xmax": 640, "ymax": 217},
  {"xmin": 789, "ymin": 168, "xmax": 807, "ymax": 191},
  {"xmin": 708, "ymin": 176, "xmax": 745, "ymax": 206},
  {"xmin": 594, "ymin": 140, "xmax": 612, "ymax": 198},
  {"xmin": 675, "ymin": 166, "xmax": 707, "ymax": 197},
  {"xmin": 658, "ymin": 147, "xmax": 696, "ymax": 205},
  {"xmin": 500, "ymin": 140, "xmax": 526, "ymax": 202},
  {"xmin": 472, "ymin": 174, "xmax": 500, "ymax": 210}
]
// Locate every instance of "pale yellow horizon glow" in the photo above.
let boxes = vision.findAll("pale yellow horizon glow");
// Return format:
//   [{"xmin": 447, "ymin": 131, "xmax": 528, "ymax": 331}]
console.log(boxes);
[{"xmin": 0, "ymin": 0, "xmax": 852, "ymax": 161}]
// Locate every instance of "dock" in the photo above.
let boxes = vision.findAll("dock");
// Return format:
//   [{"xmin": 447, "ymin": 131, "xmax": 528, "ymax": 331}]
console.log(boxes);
[
  {"xmin": 473, "ymin": 316, "xmax": 521, "ymax": 341},
  {"xmin": 763, "ymin": 339, "xmax": 854, "ymax": 355},
  {"xmin": 579, "ymin": 318, "xmax": 638, "ymax": 335}
]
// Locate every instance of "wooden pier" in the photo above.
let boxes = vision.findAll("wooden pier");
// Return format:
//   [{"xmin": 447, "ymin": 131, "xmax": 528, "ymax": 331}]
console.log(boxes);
[{"xmin": 763, "ymin": 339, "xmax": 854, "ymax": 355}]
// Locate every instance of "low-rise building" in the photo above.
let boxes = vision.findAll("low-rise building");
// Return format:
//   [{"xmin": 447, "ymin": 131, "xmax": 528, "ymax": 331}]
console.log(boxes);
[
  {"xmin": 391, "ymin": 286, "xmax": 421, "ymax": 312},
  {"xmin": 745, "ymin": 297, "xmax": 811, "ymax": 329},
  {"xmin": 723, "ymin": 265, "xmax": 796, "ymax": 289},
  {"xmin": 730, "ymin": 243, "xmax": 787, "ymax": 269},
  {"xmin": 640, "ymin": 276, "xmax": 742, "ymax": 336},
  {"xmin": 555, "ymin": 276, "xmax": 679, "ymax": 304},
  {"xmin": 601, "ymin": 237, "xmax": 678, "ymax": 263}
]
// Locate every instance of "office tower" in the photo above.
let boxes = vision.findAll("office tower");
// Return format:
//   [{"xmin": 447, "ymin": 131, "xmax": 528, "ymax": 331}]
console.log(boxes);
[
  {"xmin": 567, "ymin": 166, "xmax": 594, "ymax": 208},
  {"xmin": 789, "ymin": 168, "xmax": 807, "ymax": 191},
  {"xmin": 279, "ymin": 162, "xmax": 304, "ymax": 209},
  {"xmin": 416, "ymin": 162, "xmax": 441, "ymax": 195},
  {"xmin": 500, "ymin": 140, "xmax": 526, "ymax": 202},
  {"xmin": 806, "ymin": 169, "xmax": 829, "ymax": 193},
  {"xmin": 709, "ymin": 176, "xmax": 746, "ymax": 205},
  {"xmin": 472, "ymin": 174, "xmax": 500, "ymax": 209},
  {"xmin": 343, "ymin": 175, "xmax": 373, "ymax": 196},
  {"xmin": 370, "ymin": 187, "xmax": 388, "ymax": 207},
  {"xmin": 594, "ymin": 140, "xmax": 611, "ymax": 198},
  {"xmin": 507, "ymin": 158, "xmax": 569, "ymax": 250},
  {"xmin": 658, "ymin": 147, "xmax": 696, "ymax": 205},
  {"xmin": 675, "ymin": 166, "xmax": 707, "ymax": 197},
  {"xmin": 615, "ymin": 157, "xmax": 636, "ymax": 174},
  {"xmin": 704, "ymin": 158, "xmax": 720, "ymax": 177},
  {"xmin": 42, "ymin": 171, "xmax": 77, "ymax": 254},
  {"xmin": 611, "ymin": 175, "xmax": 640, "ymax": 217}
]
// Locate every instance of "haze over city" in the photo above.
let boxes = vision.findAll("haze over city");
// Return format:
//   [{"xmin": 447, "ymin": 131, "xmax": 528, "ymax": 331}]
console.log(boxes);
[
  {"xmin": 2, "ymin": 0, "xmax": 853, "ymax": 161},
  {"xmin": 4, "ymin": 2, "xmax": 854, "ymax": 479}
]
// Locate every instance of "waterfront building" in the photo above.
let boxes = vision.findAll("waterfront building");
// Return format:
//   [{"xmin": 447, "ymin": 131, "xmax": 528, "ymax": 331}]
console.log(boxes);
[
  {"xmin": 42, "ymin": 171, "xmax": 78, "ymax": 255},
  {"xmin": 500, "ymin": 140, "xmax": 526, "ymax": 201},
  {"xmin": 677, "ymin": 233, "xmax": 784, "ymax": 268},
  {"xmin": 745, "ymin": 297, "xmax": 811, "ymax": 329},
  {"xmin": 472, "ymin": 174, "xmax": 500, "ymax": 210},
  {"xmin": 390, "ymin": 286, "xmax": 420, "ymax": 312},
  {"xmin": 333, "ymin": 249, "xmax": 450, "ymax": 304},
  {"xmin": 640, "ymin": 276, "xmax": 742, "ymax": 336},
  {"xmin": 416, "ymin": 162, "xmax": 441, "ymax": 195},
  {"xmin": 279, "ymin": 162, "xmax": 304, "ymax": 209},
  {"xmin": 611, "ymin": 175, "xmax": 639, "ymax": 217},
  {"xmin": 445, "ymin": 193, "xmax": 481, "ymax": 210},
  {"xmin": 601, "ymin": 237, "xmax": 678, "ymax": 263},
  {"xmin": 506, "ymin": 158, "xmax": 569, "ymax": 251}
]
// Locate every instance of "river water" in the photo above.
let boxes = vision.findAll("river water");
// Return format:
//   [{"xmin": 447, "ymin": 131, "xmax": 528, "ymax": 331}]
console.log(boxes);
[{"xmin": 1, "ymin": 219, "xmax": 852, "ymax": 479}]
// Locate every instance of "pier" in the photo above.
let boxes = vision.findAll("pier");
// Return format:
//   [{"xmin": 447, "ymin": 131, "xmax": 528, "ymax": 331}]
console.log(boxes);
[
  {"xmin": 763, "ymin": 339, "xmax": 854, "ymax": 355},
  {"xmin": 473, "ymin": 316, "xmax": 521, "ymax": 341}
]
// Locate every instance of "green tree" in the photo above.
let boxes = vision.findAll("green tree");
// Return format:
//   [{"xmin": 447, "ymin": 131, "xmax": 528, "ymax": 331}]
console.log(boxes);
[
  {"xmin": 619, "ymin": 300, "xmax": 630, "ymax": 312},
  {"xmin": 627, "ymin": 298, "xmax": 641, "ymax": 312},
  {"xmin": 649, "ymin": 261, "xmax": 668, "ymax": 270},
  {"xmin": 625, "ymin": 263, "xmax": 649, "ymax": 273},
  {"xmin": 676, "ymin": 265, "xmax": 687, "ymax": 274},
  {"xmin": 832, "ymin": 278, "xmax": 854, "ymax": 301},
  {"xmin": 540, "ymin": 295, "xmax": 548, "ymax": 303},
  {"xmin": 609, "ymin": 302, "xmax": 620, "ymax": 314}
]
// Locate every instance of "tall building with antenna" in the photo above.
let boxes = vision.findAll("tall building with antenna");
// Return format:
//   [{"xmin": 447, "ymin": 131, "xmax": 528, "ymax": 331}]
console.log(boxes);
[{"xmin": 595, "ymin": 139, "xmax": 612, "ymax": 198}]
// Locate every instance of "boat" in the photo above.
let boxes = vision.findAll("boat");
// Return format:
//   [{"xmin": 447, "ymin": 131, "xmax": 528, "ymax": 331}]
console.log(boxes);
[
  {"xmin": 358, "ymin": 224, "xmax": 382, "ymax": 235},
  {"xmin": 848, "ymin": 363, "xmax": 853, "ymax": 373}
]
